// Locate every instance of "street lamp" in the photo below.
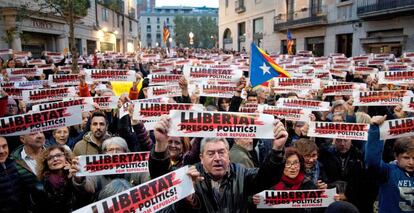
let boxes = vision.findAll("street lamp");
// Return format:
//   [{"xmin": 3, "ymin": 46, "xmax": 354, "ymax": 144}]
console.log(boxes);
[{"xmin": 189, "ymin": 32, "xmax": 194, "ymax": 47}]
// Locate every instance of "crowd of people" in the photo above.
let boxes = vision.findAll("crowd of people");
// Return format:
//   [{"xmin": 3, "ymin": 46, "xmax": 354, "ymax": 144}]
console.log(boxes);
[{"xmin": 0, "ymin": 47, "xmax": 413, "ymax": 213}]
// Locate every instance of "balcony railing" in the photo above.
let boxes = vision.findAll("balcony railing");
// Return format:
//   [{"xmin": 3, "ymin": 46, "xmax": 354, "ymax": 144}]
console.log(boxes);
[
  {"xmin": 357, "ymin": 0, "xmax": 414, "ymax": 18},
  {"xmin": 274, "ymin": 15, "xmax": 327, "ymax": 32},
  {"xmin": 223, "ymin": 38, "xmax": 233, "ymax": 44}
]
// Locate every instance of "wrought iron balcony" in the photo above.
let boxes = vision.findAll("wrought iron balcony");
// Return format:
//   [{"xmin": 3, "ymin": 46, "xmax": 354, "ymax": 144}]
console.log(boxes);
[
  {"xmin": 273, "ymin": 15, "xmax": 327, "ymax": 32},
  {"xmin": 357, "ymin": 0, "xmax": 414, "ymax": 19}
]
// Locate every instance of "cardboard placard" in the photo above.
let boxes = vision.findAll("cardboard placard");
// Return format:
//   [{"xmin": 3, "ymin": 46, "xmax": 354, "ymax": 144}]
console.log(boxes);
[
  {"xmin": 276, "ymin": 98, "xmax": 330, "ymax": 111},
  {"xmin": 380, "ymin": 117, "xmax": 414, "ymax": 140},
  {"xmin": 22, "ymin": 87, "xmax": 77, "ymax": 103},
  {"xmin": 353, "ymin": 90, "xmax": 413, "ymax": 106},
  {"xmin": 84, "ymin": 69, "xmax": 136, "ymax": 82}
]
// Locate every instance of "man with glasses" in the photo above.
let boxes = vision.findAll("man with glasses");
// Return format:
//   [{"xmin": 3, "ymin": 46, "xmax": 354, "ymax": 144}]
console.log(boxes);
[{"xmin": 149, "ymin": 115, "xmax": 288, "ymax": 212}]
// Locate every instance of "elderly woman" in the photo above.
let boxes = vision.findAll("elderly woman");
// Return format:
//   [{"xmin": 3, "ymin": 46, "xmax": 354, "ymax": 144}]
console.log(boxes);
[
  {"xmin": 253, "ymin": 147, "xmax": 321, "ymax": 213},
  {"xmin": 46, "ymin": 126, "xmax": 77, "ymax": 150},
  {"xmin": 32, "ymin": 145, "xmax": 75, "ymax": 213},
  {"xmin": 71, "ymin": 137, "xmax": 150, "ymax": 200}
]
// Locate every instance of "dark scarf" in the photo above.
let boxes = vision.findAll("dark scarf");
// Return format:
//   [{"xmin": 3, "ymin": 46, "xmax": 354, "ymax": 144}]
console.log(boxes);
[
  {"xmin": 273, "ymin": 172, "xmax": 305, "ymax": 190},
  {"xmin": 47, "ymin": 171, "xmax": 67, "ymax": 189}
]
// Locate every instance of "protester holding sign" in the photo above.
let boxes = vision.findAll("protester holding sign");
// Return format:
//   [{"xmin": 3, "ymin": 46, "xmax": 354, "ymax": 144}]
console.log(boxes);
[
  {"xmin": 149, "ymin": 115, "xmax": 288, "ymax": 212},
  {"xmin": 252, "ymin": 147, "xmax": 321, "ymax": 212},
  {"xmin": 31, "ymin": 145, "xmax": 76, "ymax": 212},
  {"xmin": 366, "ymin": 115, "xmax": 414, "ymax": 213}
]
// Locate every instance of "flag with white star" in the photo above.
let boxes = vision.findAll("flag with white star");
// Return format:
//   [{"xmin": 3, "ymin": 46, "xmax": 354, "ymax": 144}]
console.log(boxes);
[{"xmin": 249, "ymin": 43, "xmax": 291, "ymax": 88}]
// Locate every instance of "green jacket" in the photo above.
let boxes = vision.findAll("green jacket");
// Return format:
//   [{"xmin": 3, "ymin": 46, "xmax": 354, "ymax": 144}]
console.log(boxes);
[
  {"xmin": 229, "ymin": 144, "xmax": 255, "ymax": 168},
  {"xmin": 73, "ymin": 131, "xmax": 111, "ymax": 156},
  {"xmin": 11, "ymin": 145, "xmax": 40, "ymax": 189}
]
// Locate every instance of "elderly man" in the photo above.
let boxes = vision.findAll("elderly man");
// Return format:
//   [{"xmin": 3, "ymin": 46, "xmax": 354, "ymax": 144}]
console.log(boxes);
[
  {"xmin": 0, "ymin": 137, "xmax": 25, "ymax": 212},
  {"xmin": 149, "ymin": 115, "xmax": 288, "ymax": 212},
  {"xmin": 229, "ymin": 138, "xmax": 255, "ymax": 168}
]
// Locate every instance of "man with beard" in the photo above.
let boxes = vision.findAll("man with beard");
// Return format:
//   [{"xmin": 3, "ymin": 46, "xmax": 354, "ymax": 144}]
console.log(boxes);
[{"xmin": 73, "ymin": 111, "xmax": 111, "ymax": 156}]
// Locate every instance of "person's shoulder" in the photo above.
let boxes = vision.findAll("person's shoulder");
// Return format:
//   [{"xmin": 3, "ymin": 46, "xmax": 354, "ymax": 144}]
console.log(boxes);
[{"xmin": 10, "ymin": 144, "xmax": 24, "ymax": 160}]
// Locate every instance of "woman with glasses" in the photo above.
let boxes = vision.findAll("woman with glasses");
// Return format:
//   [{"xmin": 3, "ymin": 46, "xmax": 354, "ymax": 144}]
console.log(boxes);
[
  {"xmin": 32, "ymin": 145, "xmax": 75, "ymax": 213},
  {"xmin": 253, "ymin": 147, "xmax": 321, "ymax": 212}
]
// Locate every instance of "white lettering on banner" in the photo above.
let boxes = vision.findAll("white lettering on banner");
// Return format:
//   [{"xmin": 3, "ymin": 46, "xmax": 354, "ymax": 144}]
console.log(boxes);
[
  {"xmin": 84, "ymin": 69, "xmax": 136, "ymax": 82},
  {"xmin": 22, "ymin": 87, "xmax": 77, "ymax": 103},
  {"xmin": 352, "ymin": 90, "xmax": 413, "ymax": 106},
  {"xmin": 73, "ymin": 166, "xmax": 194, "ymax": 213},
  {"xmin": 380, "ymin": 117, "xmax": 414, "ymax": 140},
  {"xmin": 76, "ymin": 152, "xmax": 150, "ymax": 176},
  {"xmin": 256, "ymin": 188, "xmax": 336, "ymax": 209},
  {"xmin": 307, "ymin": 122, "xmax": 369, "ymax": 140},
  {"xmin": 0, "ymin": 106, "xmax": 83, "ymax": 136},
  {"xmin": 169, "ymin": 110, "xmax": 275, "ymax": 139},
  {"xmin": 276, "ymin": 98, "xmax": 330, "ymax": 111}
]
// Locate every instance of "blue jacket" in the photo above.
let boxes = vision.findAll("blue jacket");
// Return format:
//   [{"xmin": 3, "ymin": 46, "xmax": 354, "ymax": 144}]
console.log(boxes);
[{"xmin": 365, "ymin": 125, "xmax": 414, "ymax": 213}]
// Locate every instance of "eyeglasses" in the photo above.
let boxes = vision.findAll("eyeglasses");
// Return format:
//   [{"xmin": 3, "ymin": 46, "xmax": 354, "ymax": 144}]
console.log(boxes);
[
  {"xmin": 285, "ymin": 161, "xmax": 300, "ymax": 168},
  {"xmin": 46, "ymin": 153, "xmax": 65, "ymax": 161}
]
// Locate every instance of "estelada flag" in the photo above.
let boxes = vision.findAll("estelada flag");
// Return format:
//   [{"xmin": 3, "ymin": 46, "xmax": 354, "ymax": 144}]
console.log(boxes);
[
  {"xmin": 250, "ymin": 43, "xmax": 291, "ymax": 88},
  {"xmin": 163, "ymin": 20, "xmax": 170, "ymax": 43}
]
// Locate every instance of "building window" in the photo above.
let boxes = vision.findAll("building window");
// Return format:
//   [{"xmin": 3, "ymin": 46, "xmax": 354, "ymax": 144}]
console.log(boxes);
[
  {"xmin": 129, "ymin": 20, "xmax": 132, "ymax": 32},
  {"xmin": 117, "ymin": 15, "xmax": 120, "ymax": 27},
  {"xmin": 102, "ymin": 8, "xmax": 109, "ymax": 22},
  {"xmin": 225, "ymin": 0, "xmax": 228, "ymax": 7},
  {"xmin": 281, "ymin": 39, "xmax": 296, "ymax": 54},
  {"xmin": 305, "ymin": 36, "xmax": 324, "ymax": 56},
  {"xmin": 147, "ymin": 25, "xmax": 151, "ymax": 32},
  {"xmin": 253, "ymin": 18, "xmax": 263, "ymax": 34},
  {"xmin": 287, "ymin": 0, "xmax": 294, "ymax": 21},
  {"xmin": 147, "ymin": 17, "xmax": 150, "ymax": 22},
  {"xmin": 167, "ymin": 18, "xmax": 170, "ymax": 23},
  {"xmin": 157, "ymin": 17, "xmax": 160, "ymax": 23},
  {"xmin": 156, "ymin": 33, "xmax": 161, "ymax": 40},
  {"xmin": 310, "ymin": 0, "xmax": 322, "ymax": 16},
  {"xmin": 336, "ymin": 34, "xmax": 353, "ymax": 57}
]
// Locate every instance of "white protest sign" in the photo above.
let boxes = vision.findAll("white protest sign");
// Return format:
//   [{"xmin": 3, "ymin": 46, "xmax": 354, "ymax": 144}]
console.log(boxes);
[
  {"xmin": 183, "ymin": 65, "xmax": 242, "ymax": 82},
  {"xmin": 323, "ymin": 83, "xmax": 366, "ymax": 96},
  {"xmin": 259, "ymin": 105, "xmax": 312, "ymax": 122},
  {"xmin": 76, "ymin": 152, "xmax": 149, "ymax": 176},
  {"xmin": 273, "ymin": 78, "xmax": 320, "ymax": 90},
  {"xmin": 256, "ymin": 188, "xmax": 336, "ymax": 209},
  {"xmin": 402, "ymin": 96, "xmax": 414, "ymax": 112},
  {"xmin": 378, "ymin": 70, "xmax": 414, "ymax": 85},
  {"xmin": 32, "ymin": 98, "xmax": 93, "ymax": 112},
  {"xmin": 188, "ymin": 84, "xmax": 238, "ymax": 98},
  {"xmin": 380, "ymin": 117, "xmax": 414, "ymax": 140},
  {"xmin": 148, "ymin": 74, "xmax": 182, "ymax": 85},
  {"xmin": 73, "ymin": 166, "xmax": 194, "ymax": 213},
  {"xmin": 14, "ymin": 80, "xmax": 47, "ymax": 89},
  {"xmin": 308, "ymin": 122, "xmax": 369, "ymax": 140},
  {"xmin": 353, "ymin": 90, "xmax": 413, "ymax": 106},
  {"xmin": 48, "ymin": 74, "xmax": 80, "ymax": 86},
  {"xmin": 84, "ymin": 69, "xmax": 135, "ymax": 82},
  {"xmin": 133, "ymin": 102, "xmax": 203, "ymax": 121},
  {"xmin": 84, "ymin": 96, "xmax": 119, "ymax": 110},
  {"xmin": 6, "ymin": 68, "xmax": 42, "ymax": 76},
  {"xmin": 22, "ymin": 87, "xmax": 76, "ymax": 103},
  {"xmin": 0, "ymin": 106, "xmax": 83, "ymax": 136},
  {"xmin": 169, "ymin": 110, "xmax": 275, "ymax": 139},
  {"xmin": 276, "ymin": 98, "xmax": 330, "ymax": 111},
  {"xmin": 147, "ymin": 85, "xmax": 182, "ymax": 98}
]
